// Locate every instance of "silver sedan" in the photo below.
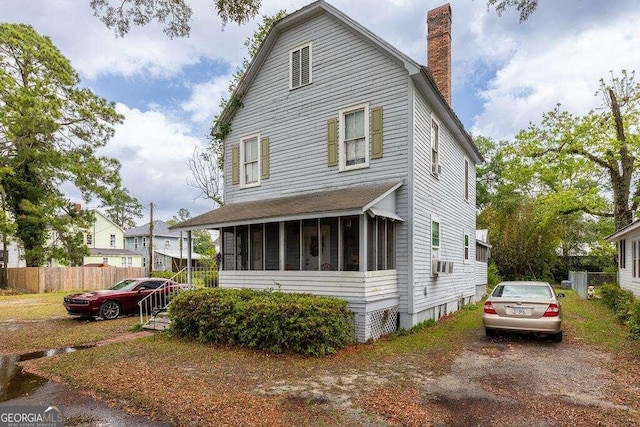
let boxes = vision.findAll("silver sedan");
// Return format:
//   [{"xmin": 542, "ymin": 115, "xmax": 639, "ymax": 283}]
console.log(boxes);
[{"xmin": 482, "ymin": 281, "xmax": 564, "ymax": 342}]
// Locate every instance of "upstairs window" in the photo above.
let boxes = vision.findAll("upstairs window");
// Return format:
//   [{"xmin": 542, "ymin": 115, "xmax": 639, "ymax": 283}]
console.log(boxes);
[
  {"xmin": 134, "ymin": 237, "xmax": 138, "ymax": 249},
  {"xmin": 240, "ymin": 134, "xmax": 260, "ymax": 187},
  {"xmin": 86, "ymin": 234, "xmax": 93, "ymax": 245},
  {"xmin": 464, "ymin": 159, "xmax": 469, "ymax": 201},
  {"xmin": 431, "ymin": 118, "xmax": 440, "ymax": 176},
  {"xmin": 290, "ymin": 43, "xmax": 312, "ymax": 89},
  {"xmin": 110, "ymin": 234, "xmax": 116, "ymax": 248},
  {"xmin": 339, "ymin": 103, "xmax": 369, "ymax": 170}
]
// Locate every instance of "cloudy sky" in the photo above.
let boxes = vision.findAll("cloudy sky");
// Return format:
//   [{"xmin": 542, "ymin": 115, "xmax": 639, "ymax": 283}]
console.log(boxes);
[{"xmin": 1, "ymin": 0, "xmax": 638, "ymax": 225}]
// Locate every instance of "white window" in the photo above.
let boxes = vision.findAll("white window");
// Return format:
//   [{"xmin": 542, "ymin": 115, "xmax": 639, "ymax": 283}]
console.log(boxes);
[
  {"xmin": 464, "ymin": 233, "xmax": 470, "ymax": 262},
  {"xmin": 339, "ymin": 103, "xmax": 369, "ymax": 171},
  {"xmin": 165, "ymin": 239, "xmax": 170, "ymax": 248},
  {"xmin": 142, "ymin": 237, "xmax": 147, "ymax": 248},
  {"xmin": 289, "ymin": 43, "xmax": 312, "ymax": 89},
  {"xmin": 619, "ymin": 239, "xmax": 626, "ymax": 269},
  {"xmin": 464, "ymin": 159, "xmax": 469, "ymax": 201},
  {"xmin": 240, "ymin": 134, "xmax": 260, "ymax": 187},
  {"xmin": 431, "ymin": 117, "xmax": 440, "ymax": 176},
  {"xmin": 110, "ymin": 234, "xmax": 116, "ymax": 248},
  {"xmin": 134, "ymin": 237, "xmax": 138, "ymax": 250},
  {"xmin": 633, "ymin": 241, "xmax": 639, "ymax": 278},
  {"xmin": 102, "ymin": 257, "xmax": 108, "ymax": 264},
  {"xmin": 431, "ymin": 216, "xmax": 440, "ymax": 261},
  {"xmin": 127, "ymin": 257, "xmax": 132, "ymax": 267},
  {"xmin": 86, "ymin": 234, "xmax": 93, "ymax": 245},
  {"xmin": 121, "ymin": 257, "xmax": 126, "ymax": 267}
]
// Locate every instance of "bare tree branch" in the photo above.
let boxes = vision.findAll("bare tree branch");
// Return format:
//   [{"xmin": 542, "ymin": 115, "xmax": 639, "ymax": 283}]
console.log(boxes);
[{"xmin": 187, "ymin": 146, "xmax": 224, "ymax": 207}]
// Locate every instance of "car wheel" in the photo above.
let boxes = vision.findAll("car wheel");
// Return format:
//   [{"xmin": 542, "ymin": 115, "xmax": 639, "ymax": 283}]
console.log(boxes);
[
  {"xmin": 485, "ymin": 327, "xmax": 497, "ymax": 337},
  {"xmin": 99, "ymin": 301, "xmax": 121, "ymax": 320},
  {"xmin": 552, "ymin": 331, "xmax": 563, "ymax": 343}
]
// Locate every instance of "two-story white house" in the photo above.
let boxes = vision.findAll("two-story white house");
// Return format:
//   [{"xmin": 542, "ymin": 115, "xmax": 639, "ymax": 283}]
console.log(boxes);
[
  {"xmin": 172, "ymin": 1, "xmax": 483, "ymax": 342},
  {"xmin": 124, "ymin": 220, "xmax": 201, "ymax": 273}
]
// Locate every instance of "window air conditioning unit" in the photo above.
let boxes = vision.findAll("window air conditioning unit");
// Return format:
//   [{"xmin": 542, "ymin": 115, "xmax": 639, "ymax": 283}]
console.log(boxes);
[
  {"xmin": 432, "ymin": 260, "xmax": 450, "ymax": 275},
  {"xmin": 432, "ymin": 259, "xmax": 441, "ymax": 275},
  {"xmin": 432, "ymin": 163, "xmax": 442, "ymax": 175}
]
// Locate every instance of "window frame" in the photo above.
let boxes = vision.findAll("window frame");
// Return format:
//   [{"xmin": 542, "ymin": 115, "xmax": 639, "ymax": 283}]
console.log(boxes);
[
  {"xmin": 339, "ymin": 103, "xmax": 370, "ymax": 172},
  {"xmin": 619, "ymin": 239, "xmax": 626, "ymax": 269},
  {"xmin": 289, "ymin": 42, "xmax": 312, "ymax": 90},
  {"xmin": 134, "ymin": 237, "xmax": 138, "ymax": 250},
  {"xmin": 110, "ymin": 234, "xmax": 116, "ymax": 248},
  {"xmin": 464, "ymin": 158, "xmax": 469, "ymax": 202},
  {"xmin": 240, "ymin": 133, "xmax": 261, "ymax": 188},
  {"xmin": 86, "ymin": 234, "xmax": 93, "ymax": 245},
  {"xmin": 431, "ymin": 116, "xmax": 440, "ymax": 177},
  {"xmin": 464, "ymin": 232, "xmax": 470, "ymax": 263}
]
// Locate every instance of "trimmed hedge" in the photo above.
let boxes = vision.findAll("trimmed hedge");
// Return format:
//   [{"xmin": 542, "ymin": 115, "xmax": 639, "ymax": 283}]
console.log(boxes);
[
  {"xmin": 600, "ymin": 282, "xmax": 640, "ymax": 340},
  {"xmin": 168, "ymin": 288, "xmax": 354, "ymax": 355}
]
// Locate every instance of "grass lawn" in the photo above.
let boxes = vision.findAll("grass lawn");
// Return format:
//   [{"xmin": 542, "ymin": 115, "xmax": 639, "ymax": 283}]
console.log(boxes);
[
  {"xmin": 0, "ymin": 291, "xmax": 139, "ymax": 354},
  {"xmin": 8, "ymin": 289, "xmax": 640, "ymax": 425}
]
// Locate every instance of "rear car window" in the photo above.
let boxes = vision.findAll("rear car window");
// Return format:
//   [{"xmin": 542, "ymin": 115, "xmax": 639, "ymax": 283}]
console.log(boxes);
[{"xmin": 492, "ymin": 284, "xmax": 552, "ymax": 298}]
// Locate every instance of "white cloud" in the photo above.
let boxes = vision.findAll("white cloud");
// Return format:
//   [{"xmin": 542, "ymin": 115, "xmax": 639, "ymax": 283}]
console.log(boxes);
[
  {"xmin": 102, "ymin": 104, "xmax": 215, "ymax": 222},
  {"xmin": 181, "ymin": 75, "xmax": 232, "ymax": 126},
  {"xmin": 472, "ymin": 11, "xmax": 640, "ymax": 140}
]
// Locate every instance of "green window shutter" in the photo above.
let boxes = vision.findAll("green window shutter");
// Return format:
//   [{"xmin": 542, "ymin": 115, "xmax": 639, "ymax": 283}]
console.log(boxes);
[
  {"xmin": 260, "ymin": 136, "xmax": 270, "ymax": 179},
  {"xmin": 371, "ymin": 107, "xmax": 383, "ymax": 159},
  {"xmin": 231, "ymin": 144, "xmax": 239, "ymax": 185},
  {"xmin": 327, "ymin": 118, "xmax": 338, "ymax": 166}
]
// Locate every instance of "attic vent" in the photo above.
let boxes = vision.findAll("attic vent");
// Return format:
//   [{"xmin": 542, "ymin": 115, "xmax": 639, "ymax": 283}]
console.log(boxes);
[{"xmin": 290, "ymin": 43, "xmax": 312, "ymax": 89}]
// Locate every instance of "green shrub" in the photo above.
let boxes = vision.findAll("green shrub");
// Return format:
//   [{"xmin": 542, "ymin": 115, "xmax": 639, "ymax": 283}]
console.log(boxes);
[
  {"xmin": 600, "ymin": 282, "xmax": 640, "ymax": 339},
  {"xmin": 487, "ymin": 262, "xmax": 501, "ymax": 290},
  {"xmin": 168, "ymin": 288, "xmax": 353, "ymax": 356}
]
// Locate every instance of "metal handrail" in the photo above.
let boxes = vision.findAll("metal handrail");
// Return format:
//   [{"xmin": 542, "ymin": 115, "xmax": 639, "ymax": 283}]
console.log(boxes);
[{"xmin": 138, "ymin": 268, "xmax": 190, "ymax": 325}]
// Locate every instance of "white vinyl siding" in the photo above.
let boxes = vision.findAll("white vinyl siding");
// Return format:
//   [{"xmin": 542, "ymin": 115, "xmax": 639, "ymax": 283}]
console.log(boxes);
[
  {"xmin": 339, "ymin": 103, "xmax": 369, "ymax": 171},
  {"xmin": 240, "ymin": 134, "xmax": 260, "ymax": 188},
  {"xmin": 290, "ymin": 43, "xmax": 312, "ymax": 89}
]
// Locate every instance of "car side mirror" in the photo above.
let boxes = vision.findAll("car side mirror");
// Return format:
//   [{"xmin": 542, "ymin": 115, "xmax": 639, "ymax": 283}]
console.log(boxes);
[
  {"xmin": 556, "ymin": 293, "xmax": 565, "ymax": 298},
  {"xmin": 138, "ymin": 286, "xmax": 148, "ymax": 292}
]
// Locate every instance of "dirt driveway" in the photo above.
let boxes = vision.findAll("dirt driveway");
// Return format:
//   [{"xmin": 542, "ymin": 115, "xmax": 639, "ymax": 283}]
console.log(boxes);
[{"xmin": 253, "ymin": 330, "xmax": 640, "ymax": 426}]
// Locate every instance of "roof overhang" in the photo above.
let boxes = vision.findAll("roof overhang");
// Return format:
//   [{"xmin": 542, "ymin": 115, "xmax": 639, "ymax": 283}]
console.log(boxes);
[
  {"xmin": 605, "ymin": 220, "xmax": 640, "ymax": 242},
  {"xmin": 171, "ymin": 181, "xmax": 403, "ymax": 232}
]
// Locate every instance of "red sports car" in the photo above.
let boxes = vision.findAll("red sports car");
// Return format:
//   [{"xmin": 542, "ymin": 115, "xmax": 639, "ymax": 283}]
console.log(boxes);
[{"xmin": 63, "ymin": 278, "xmax": 182, "ymax": 320}]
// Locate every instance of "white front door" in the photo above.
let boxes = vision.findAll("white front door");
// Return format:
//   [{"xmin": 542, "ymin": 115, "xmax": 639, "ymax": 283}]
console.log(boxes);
[{"xmin": 303, "ymin": 225, "xmax": 330, "ymax": 271}]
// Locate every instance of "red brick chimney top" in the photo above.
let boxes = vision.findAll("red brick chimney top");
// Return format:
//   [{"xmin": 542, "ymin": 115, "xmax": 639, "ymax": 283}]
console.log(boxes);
[{"xmin": 427, "ymin": 3, "xmax": 452, "ymax": 105}]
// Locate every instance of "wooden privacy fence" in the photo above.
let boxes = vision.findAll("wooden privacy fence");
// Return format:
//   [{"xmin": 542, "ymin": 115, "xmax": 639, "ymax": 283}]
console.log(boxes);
[{"xmin": 5, "ymin": 266, "xmax": 146, "ymax": 293}]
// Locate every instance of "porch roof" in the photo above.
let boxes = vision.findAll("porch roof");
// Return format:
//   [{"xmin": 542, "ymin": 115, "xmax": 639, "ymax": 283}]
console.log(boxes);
[{"xmin": 171, "ymin": 181, "xmax": 403, "ymax": 231}]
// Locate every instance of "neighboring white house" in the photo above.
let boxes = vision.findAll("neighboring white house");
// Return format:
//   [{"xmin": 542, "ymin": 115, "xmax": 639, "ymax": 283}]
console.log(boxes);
[
  {"xmin": 172, "ymin": 1, "xmax": 483, "ymax": 342},
  {"xmin": 0, "ymin": 240, "xmax": 26, "ymax": 268},
  {"xmin": 124, "ymin": 221, "xmax": 201, "ymax": 273},
  {"xmin": 605, "ymin": 220, "xmax": 640, "ymax": 296}
]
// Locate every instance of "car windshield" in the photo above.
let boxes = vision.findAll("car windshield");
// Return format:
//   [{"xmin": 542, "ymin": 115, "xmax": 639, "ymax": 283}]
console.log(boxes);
[
  {"xmin": 492, "ymin": 284, "xmax": 552, "ymax": 299},
  {"xmin": 109, "ymin": 279, "xmax": 139, "ymax": 291}
]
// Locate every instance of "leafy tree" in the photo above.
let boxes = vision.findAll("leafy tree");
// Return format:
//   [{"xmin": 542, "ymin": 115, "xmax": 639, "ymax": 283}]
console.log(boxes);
[
  {"xmin": 90, "ymin": 0, "xmax": 261, "ymax": 38},
  {"xmin": 0, "ymin": 24, "xmax": 139, "ymax": 266},
  {"xmin": 486, "ymin": 0, "xmax": 538, "ymax": 22},
  {"xmin": 167, "ymin": 208, "xmax": 216, "ymax": 255},
  {"xmin": 104, "ymin": 187, "xmax": 143, "ymax": 228},
  {"xmin": 210, "ymin": 10, "xmax": 287, "ymax": 170},
  {"xmin": 515, "ymin": 71, "xmax": 640, "ymax": 230}
]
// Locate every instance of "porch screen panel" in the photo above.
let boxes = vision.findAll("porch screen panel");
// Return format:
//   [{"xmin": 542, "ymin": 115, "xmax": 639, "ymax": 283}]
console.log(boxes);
[
  {"xmin": 386, "ymin": 221, "xmax": 395, "ymax": 269},
  {"xmin": 377, "ymin": 217, "xmax": 386, "ymax": 269},
  {"xmin": 367, "ymin": 216, "xmax": 376, "ymax": 271},
  {"xmin": 250, "ymin": 224, "xmax": 263, "ymax": 270},
  {"xmin": 302, "ymin": 219, "xmax": 319, "ymax": 271},
  {"xmin": 284, "ymin": 221, "xmax": 300, "ymax": 270},
  {"xmin": 264, "ymin": 222, "xmax": 279, "ymax": 270},
  {"xmin": 222, "ymin": 228, "xmax": 235, "ymax": 271},
  {"xmin": 342, "ymin": 216, "xmax": 359, "ymax": 271},
  {"xmin": 320, "ymin": 217, "xmax": 338, "ymax": 271},
  {"xmin": 236, "ymin": 226, "xmax": 248, "ymax": 270}
]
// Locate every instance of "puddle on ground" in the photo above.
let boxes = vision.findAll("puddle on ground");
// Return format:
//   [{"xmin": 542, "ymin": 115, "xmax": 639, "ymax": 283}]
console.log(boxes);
[{"xmin": 0, "ymin": 345, "xmax": 94, "ymax": 402}]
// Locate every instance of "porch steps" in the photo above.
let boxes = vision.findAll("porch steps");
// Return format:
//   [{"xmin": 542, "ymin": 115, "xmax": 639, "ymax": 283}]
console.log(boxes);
[{"xmin": 143, "ymin": 312, "xmax": 171, "ymax": 331}]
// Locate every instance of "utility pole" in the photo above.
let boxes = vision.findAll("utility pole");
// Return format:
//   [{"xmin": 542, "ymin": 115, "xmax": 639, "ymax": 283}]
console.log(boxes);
[
  {"xmin": 1, "ymin": 191, "xmax": 8, "ymax": 288},
  {"xmin": 149, "ymin": 202, "xmax": 154, "ymax": 275}
]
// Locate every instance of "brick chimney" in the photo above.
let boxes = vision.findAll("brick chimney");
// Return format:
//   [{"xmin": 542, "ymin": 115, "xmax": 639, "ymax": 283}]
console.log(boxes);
[{"xmin": 427, "ymin": 4, "xmax": 452, "ymax": 105}]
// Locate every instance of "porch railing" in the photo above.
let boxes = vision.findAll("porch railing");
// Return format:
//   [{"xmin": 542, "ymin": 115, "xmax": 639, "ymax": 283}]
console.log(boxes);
[{"xmin": 138, "ymin": 268, "xmax": 189, "ymax": 325}]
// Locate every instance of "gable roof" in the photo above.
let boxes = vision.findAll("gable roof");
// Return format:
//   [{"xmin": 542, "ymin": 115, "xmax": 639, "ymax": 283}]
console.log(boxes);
[
  {"xmin": 171, "ymin": 181, "xmax": 402, "ymax": 231},
  {"xmin": 216, "ymin": 0, "xmax": 483, "ymax": 165},
  {"xmin": 605, "ymin": 220, "xmax": 640, "ymax": 242},
  {"xmin": 124, "ymin": 220, "xmax": 180, "ymax": 238},
  {"xmin": 90, "ymin": 210, "xmax": 124, "ymax": 233}
]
